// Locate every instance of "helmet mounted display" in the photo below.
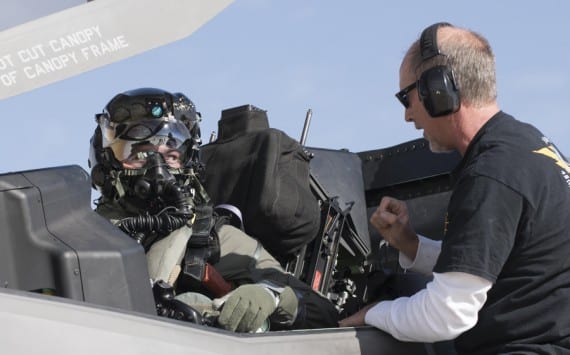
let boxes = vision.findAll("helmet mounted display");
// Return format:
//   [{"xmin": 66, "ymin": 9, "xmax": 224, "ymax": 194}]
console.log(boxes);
[
  {"xmin": 89, "ymin": 88, "xmax": 202, "ymax": 202},
  {"xmin": 172, "ymin": 92, "xmax": 201, "ymax": 135}
]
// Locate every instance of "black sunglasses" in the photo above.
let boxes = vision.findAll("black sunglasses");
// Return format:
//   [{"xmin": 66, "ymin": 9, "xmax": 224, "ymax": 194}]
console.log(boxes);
[{"xmin": 395, "ymin": 82, "xmax": 417, "ymax": 108}]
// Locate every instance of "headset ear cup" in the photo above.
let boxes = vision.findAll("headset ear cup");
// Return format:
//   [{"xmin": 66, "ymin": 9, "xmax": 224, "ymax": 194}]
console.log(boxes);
[{"xmin": 418, "ymin": 65, "xmax": 460, "ymax": 117}]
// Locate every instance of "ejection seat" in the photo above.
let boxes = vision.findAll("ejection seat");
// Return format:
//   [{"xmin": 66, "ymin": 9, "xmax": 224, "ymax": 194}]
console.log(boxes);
[{"xmin": 200, "ymin": 104, "xmax": 372, "ymax": 312}]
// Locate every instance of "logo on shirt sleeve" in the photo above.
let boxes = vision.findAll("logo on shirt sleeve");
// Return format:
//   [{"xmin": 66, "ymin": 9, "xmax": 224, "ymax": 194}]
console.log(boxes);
[{"xmin": 533, "ymin": 137, "xmax": 570, "ymax": 188}]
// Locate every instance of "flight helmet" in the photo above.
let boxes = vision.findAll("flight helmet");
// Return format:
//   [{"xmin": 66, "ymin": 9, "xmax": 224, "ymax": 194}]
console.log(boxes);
[{"xmin": 89, "ymin": 88, "xmax": 201, "ymax": 205}]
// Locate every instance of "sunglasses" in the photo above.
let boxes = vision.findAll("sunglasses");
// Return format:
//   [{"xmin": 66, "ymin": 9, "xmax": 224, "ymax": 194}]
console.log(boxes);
[{"xmin": 395, "ymin": 82, "xmax": 417, "ymax": 108}]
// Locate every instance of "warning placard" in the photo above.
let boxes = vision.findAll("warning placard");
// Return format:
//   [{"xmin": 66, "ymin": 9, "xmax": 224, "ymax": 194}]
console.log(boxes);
[
  {"xmin": 1, "ymin": 25, "xmax": 128, "ymax": 87},
  {"xmin": 0, "ymin": 0, "xmax": 234, "ymax": 100}
]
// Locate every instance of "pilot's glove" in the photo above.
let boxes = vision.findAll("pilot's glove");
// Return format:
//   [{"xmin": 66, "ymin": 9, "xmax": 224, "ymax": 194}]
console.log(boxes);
[
  {"xmin": 215, "ymin": 283, "xmax": 299, "ymax": 332},
  {"xmin": 216, "ymin": 284, "xmax": 277, "ymax": 332}
]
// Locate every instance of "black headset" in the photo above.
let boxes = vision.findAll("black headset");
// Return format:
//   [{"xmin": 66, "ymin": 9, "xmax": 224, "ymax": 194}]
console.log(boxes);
[{"xmin": 417, "ymin": 22, "xmax": 461, "ymax": 117}]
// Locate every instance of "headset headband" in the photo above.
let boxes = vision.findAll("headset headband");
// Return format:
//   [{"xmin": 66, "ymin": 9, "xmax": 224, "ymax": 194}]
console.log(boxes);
[{"xmin": 420, "ymin": 22, "xmax": 452, "ymax": 61}]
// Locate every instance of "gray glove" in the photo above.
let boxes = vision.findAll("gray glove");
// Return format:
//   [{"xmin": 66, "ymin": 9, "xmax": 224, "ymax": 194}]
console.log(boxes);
[
  {"xmin": 216, "ymin": 284, "xmax": 277, "ymax": 332},
  {"xmin": 270, "ymin": 285, "xmax": 298, "ymax": 326}
]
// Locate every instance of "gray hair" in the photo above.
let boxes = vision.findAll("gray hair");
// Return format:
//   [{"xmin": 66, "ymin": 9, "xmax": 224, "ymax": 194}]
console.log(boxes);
[{"xmin": 403, "ymin": 25, "xmax": 497, "ymax": 107}]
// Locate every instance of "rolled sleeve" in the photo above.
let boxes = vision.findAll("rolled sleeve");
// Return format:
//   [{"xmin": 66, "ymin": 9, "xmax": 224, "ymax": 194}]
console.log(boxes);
[{"xmin": 399, "ymin": 234, "xmax": 442, "ymax": 275}]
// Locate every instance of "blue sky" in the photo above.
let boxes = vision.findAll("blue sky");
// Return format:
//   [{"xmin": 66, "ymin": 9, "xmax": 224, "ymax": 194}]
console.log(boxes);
[{"xmin": 1, "ymin": 0, "xmax": 569, "ymax": 175}]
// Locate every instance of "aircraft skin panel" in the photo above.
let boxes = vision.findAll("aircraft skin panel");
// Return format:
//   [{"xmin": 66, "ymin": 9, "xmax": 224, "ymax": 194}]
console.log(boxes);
[
  {"xmin": 0, "ymin": 0, "xmax": 234, "ymax": 100},
  {"xmin": 0, "ymin": 287, "xmax": 428, "ymax": 355},
  {"xmin": 0, "ymin": 0, "xmax": 87, "ymax": 31}
]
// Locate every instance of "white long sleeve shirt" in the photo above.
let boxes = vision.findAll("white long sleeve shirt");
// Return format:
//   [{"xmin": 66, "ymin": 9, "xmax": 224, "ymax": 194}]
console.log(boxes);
[{"xmin": 365, "ymin": 235, "xmax": 492, "ymax": 342}]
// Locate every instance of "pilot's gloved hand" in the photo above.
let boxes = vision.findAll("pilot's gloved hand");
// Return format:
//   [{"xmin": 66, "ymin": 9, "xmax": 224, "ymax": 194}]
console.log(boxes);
[{"xmin": 215, "ymin": 284, "xmax": 278, "ymax": 332}]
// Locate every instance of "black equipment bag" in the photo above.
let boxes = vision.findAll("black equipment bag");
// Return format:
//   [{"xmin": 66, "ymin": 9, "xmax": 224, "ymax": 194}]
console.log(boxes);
[{"xmin": 200, "ymin": 105, "xmax": 320, "ymax": 262}]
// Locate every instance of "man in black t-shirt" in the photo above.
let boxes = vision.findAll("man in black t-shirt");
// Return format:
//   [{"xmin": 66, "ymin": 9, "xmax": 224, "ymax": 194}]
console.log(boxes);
[{"xmin": 339, "ymin": 23, "xmax": 570, "ymax": 354}]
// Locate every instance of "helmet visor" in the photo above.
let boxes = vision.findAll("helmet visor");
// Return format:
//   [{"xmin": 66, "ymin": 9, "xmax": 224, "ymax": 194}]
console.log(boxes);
[{"xmin": 106, "ymin": 119, "xmax": 191, "ymax": 165}]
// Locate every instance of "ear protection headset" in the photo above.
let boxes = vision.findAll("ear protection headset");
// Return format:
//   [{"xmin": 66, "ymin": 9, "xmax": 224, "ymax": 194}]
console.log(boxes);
[{"xmin": 417, "ymin": 22, "xmax": 460, "ymax": 117}]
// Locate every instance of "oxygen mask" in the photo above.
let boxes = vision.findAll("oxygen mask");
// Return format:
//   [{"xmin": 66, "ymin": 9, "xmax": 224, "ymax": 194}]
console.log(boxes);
[{"xmin": 117, "ymin": 151, "xmax": 194, "ymax": 249}]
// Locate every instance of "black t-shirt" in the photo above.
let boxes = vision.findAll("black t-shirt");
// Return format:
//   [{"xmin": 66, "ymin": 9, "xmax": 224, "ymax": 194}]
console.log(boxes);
[{"xmin": 433, "ymin": 112, "xmax": 570, "ymax": 354}]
